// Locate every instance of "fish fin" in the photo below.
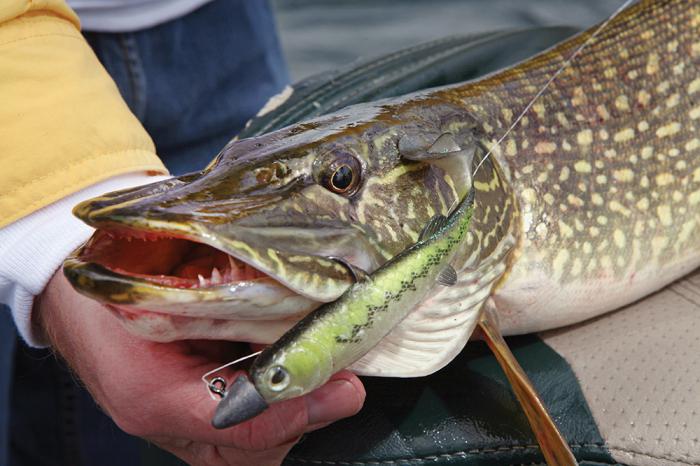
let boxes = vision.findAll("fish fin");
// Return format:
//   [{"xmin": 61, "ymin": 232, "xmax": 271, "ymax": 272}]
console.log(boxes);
[
  {"xmin": 419, "ymin": 215, "xmax": 448, "ymax": 242},
  {"xmin": 437, "ymin": 265, "xmax": 457, "ymax": 286},
  {"xmin": 428, "ymin": 132, "xmax": 462, "ymax": 154},
  {"xmin": 348, "ymin": 233, "xmax": 515, "ymax": 377},
  {"xmin": 329, "ymin": 256, "xmax": 371, "ymax": 283},
  {"xmin": 477, "ymin": 300, "xmax": 577, "ymax": 464},
  {"xmin": 401, "ymin": 132, "xmax": 471, "ymax": 161}
]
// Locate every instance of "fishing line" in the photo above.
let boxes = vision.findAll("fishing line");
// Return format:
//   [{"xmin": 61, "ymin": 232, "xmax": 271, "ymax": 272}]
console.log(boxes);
[
  {"xmin": 201, "ymin": 350, "xmax": 262, "ymax": 400},
  {"xmin": 472, "ymin": 0, "xmax": 637, "ymax": 176}
]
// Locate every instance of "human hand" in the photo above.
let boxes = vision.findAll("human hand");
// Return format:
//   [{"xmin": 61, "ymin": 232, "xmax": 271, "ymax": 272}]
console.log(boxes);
[{"xmin": 35, "ymin": 272, "xmax": 366, "ymax": 466}]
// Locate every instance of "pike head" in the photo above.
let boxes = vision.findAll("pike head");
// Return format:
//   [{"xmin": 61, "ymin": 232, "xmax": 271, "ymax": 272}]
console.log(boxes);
[{"xmin": 64, "ymin": 96, "xmax": 478, "ymax": 339}]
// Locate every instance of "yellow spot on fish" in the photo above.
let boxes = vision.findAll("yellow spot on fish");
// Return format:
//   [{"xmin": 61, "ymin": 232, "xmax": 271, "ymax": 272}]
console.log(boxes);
[
  {"xmin": 640, "ymin": 175, "xmax": 650, "ymax": 188},
  {"xmin": 556, "ymin": 112, "xmax": 570, "ymax": 128},
  {"xmin": 598, "ymin": 129, "xmax": 609, "ymax": 141},
  {"xmin": 532, "ymin": 103, "xmax": 546, "ymax": 120},
  {"xmin": 656, "ymin": 122, "xmax": 681, "ymax": 138},
  {"xmin": 627, "ymin": 69, "xmax": 639, "ymax": 80},
  {"xmin": 505, "ymin": 139, "xmax": 517, "ymax": 156},
  {"xmin": 652, "ymin": 236, "xmax": 669, "ymax": 256},
  {"xmin": 689, "ymin": 78, "xmax": 700, "ymax": 95},
  {"xmin": 613, "ymin": 169, "xmax": 634, "ymax": 182},
  {"xmin": 592, "ymin": 193, "xmax": 603, "ymax": 206},
  {"xmin": 535, "ymin": 141, "xmax": 557, "ymax": 154},
  {"xmin": 666, "ymin": 93, "xmax": 681, "ymax": 108},
  {"xmin": 574, "ymin": 161, "xmax": 592, "ymax": 173},
  {"xmin": 535, "ymin": 222, "xmax": 547, "ymax": 238},
  {"xmin": 655, "ymin": 172, "xmax": 674, "ymax": 187},
  {"xmin": 641, "ymin": 146, "xmax": 654, "ymax": 159},
  {"xmin": 689, "ymin": 106, "xmax": 700, "ymax": 120},
  {"xmin": 638, "ymin": 121, "xmax": 649, "ymax": 132},
  {"xmin": 667, "ymin": 40, "xmax": 679, "ymax": 53},
  {"xmin": 673, "ymin": 62, "xmax": 685, "ymax": 76},
  {"xmin": 596, "ymin": 105, "xmax": 610, "ymax": 120},
  {"xmin": 583, "ymin": 242, "xmax": 593, "ymax": 254},
  {"xmin": 552, "ymin": 249, "xmax": 569, "ymax": 279},
  {"xmin": 636, "ymin": 198, "xmax": 649, "ymax": 210},
  {"xmin": 559, "ymin": 166, "xmax": 570, "ymax": 182},
  {"xmin": 614, "ymin": 128, "xmax": 635, "ymax": 142},
  {"xmin": 571, "ymin": 258, "xmax": 582, "ymax": 277},
  {"xmin": 596, "ymin": 174, "xmax": 608, "ymax": 184},
  {"xmin": 562, "ymin": 140, "xmax": 572, "ymax": 151},
  {"xmin": 610, "ymin": 201, "xmax": 631, "ymax": 217},
  {"xmin": 615, "ymin": 95, "xmax": 629, "ymax": 111},
  {"xmin": 521, "ymin": 188, "xmax": 537, "ymax": 204},
  {"xmin": 657, "ymin": 80, "xmax": 670, "ymax": 94},
  {"xmin": 637, "ymin": 90, "xmax": 651, "ymax": 106},
  {"xmin": 689, "ymin": 191, "xmax": 700, "ymax": 205},
  {"xmin": 577, "ymin": 129, "xmax": 593, "ymax": 146},
  {"xmin": 568, "ymin": 194, "xmax": 584, "ymax": 207},
  {"xmin": 685, "ymin": 138, "xmax": 700, "ymax": 152},
  {"xmin": 646, "ymin": 53, "xmax": 660, "ymax": 74},
  {"xmin": 544, "ymin": 193, "xmax": 555, "ymax": 205},
  {"xmin": 614, "ymin": 229, "xmax": 626, "ymax": 249},
  {"xmin": 597, "ymin": 216, "xmax": 608, "ymax": 225},
  {"xmin": 657, "ymin": 205, "xmax": 672, "ymax": 226},
  {"xmin": 501, "ymin": 108, "xmax": 513, "ymax": 122},
  {"xmin": 572, "ymin": 87, "xmax": 587, "ymax": 106},
  {"xmin": 559, "ymin": 220, "xmax": 573, "ymax": 238}
]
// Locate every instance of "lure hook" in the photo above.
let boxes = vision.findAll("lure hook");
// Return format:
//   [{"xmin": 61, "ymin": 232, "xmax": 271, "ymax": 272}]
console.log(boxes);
[{"xmin": 201, "ymin": 350, "xmax": 262, "ymax": 400}]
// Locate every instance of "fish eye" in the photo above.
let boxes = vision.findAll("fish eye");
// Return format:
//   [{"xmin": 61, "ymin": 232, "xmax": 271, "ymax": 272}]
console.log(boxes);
[
  {"xmin": 331, "ymin": 165, "xmax": 353, "ymax": 191},
  {"xmin": 322, "ymin": 154, "xmax": 362, "ymax": 195},
  {"xmin": 266, "ymin": 365, "xmax": 290, "ymax": 391}
]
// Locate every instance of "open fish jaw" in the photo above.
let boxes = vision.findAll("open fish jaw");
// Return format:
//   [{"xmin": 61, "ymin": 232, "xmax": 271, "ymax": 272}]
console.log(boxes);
[{"xmin": 65, "ymin": 98, "xmax": 476, "ymax": 340}]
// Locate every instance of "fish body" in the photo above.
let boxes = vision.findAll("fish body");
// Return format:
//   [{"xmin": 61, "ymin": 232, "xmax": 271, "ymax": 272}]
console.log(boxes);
[{"xmin": 65, "ymin": 0, "xmax": 700, "ymax": 377}]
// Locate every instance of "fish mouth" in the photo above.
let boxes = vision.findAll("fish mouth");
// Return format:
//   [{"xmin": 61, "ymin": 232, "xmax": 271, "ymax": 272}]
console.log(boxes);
[{"xmin": 63, "ymin": 220, "xmax": 324, "ymax": 322}]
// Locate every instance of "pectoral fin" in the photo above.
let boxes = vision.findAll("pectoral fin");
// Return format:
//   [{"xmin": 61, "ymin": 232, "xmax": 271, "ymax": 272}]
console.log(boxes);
[{"xmin": 477, "ymin": 300, "xmax": 578, "ymax": 466}]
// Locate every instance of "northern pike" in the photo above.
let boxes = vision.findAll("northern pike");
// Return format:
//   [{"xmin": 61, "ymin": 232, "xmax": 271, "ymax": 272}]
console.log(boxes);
[{"xmin": 65, "ymin": 0, "xmax": 700, "ymax": 383}]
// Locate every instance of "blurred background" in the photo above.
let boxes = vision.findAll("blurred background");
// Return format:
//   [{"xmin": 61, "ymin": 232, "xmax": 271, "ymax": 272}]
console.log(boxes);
[{"xmin": 272, "ymin": 0, "xmax": 623, "ymax": 80}]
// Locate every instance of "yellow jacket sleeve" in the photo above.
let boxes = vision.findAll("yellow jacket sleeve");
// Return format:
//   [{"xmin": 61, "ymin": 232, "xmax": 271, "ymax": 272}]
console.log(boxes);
[{"xmin": 0, "ymin": 1, "xmax": 168, "ymax": 228}]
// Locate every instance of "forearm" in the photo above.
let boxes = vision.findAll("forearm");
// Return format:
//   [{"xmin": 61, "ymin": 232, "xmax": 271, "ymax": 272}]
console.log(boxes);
[
  {"xmin": 0, "ymin": 1, "xmax": 170, "ymax": 343},
  {"xmin": 0, "ymin": 1, "xmax": 167, "ymax": 228}
]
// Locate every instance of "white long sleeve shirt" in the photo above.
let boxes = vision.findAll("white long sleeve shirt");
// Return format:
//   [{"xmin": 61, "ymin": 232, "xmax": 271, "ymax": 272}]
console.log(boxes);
[
  {"xmin": 67, "ymin": 0, "xmax": 213, "ymax": 32},
  {"xmin": 0, "ymin": 174, "xmax": 169, "ymax": 346}
]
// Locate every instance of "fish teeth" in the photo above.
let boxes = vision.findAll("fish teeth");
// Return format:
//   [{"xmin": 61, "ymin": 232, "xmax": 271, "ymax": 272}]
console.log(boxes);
[
  {"xmin": 198, "ymin": 274, "xmax": 207, "ymax": 287},
  {"xmin": 228, "ymin": 255, "xmax": 237, "ymax": 270},
  {"xmin": 211, "ymin": 267, "xmax": 222, "ymax": 285}
]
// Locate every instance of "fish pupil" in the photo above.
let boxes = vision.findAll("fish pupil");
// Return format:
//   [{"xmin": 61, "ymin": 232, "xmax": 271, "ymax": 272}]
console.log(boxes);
[
  {"xmin": 331, "ymin": 165, "xmax": 353, "ymax": 191},
  {"xmin": 270, "ymin": 367, "xmax": 287, "ymax": 385}
]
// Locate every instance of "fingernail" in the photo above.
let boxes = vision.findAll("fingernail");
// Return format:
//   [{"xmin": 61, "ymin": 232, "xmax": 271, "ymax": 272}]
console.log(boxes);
[{"xmin": 306, "ymin": 379, "xmax": 361, "ymax": 425}]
